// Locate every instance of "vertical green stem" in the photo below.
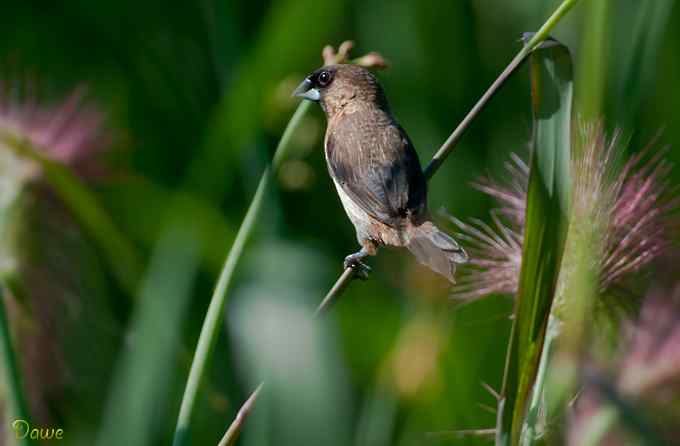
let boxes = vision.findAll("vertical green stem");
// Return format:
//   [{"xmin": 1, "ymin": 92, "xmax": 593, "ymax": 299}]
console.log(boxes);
[
  {"xmin": 220, "ymin": 2, "xmax": 582, "ymax": 444},
  {"xmin": 577, "ymin": 0, "xmax": 609, "ymax": 120},
  {"xmin": 0, "ymin": 286, "xmax": 31, "ymax": 446}
]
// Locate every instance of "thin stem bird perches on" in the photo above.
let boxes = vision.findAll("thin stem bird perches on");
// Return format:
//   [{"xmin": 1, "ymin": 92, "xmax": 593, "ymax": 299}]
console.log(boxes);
[
  {"xmin": 318, "ymin": 0, "xmax": 580, "ymax": 314},
  {"xmin": 318, "ymin": 50, "xmax": 529, "ymax": 314},
  {"xmin": 217, "ymin": 0, "xmax": 581, "ymax": 442}
]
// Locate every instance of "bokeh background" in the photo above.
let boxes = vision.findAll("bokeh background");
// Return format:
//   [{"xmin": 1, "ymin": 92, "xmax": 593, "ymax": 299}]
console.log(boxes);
[{"xmin": 1, "ymin": 1, "xmax": 678, "ymax": 445}]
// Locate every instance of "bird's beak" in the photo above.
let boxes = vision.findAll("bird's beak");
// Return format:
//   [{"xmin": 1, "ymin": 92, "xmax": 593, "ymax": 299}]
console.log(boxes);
[{"xmin": 292, "ymin": 78, "xmax": 320, "ymax": 101}]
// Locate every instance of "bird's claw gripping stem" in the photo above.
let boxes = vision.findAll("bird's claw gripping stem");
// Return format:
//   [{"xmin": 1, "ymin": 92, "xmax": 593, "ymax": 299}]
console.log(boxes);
[{"xmin": 343, "ymin": 249, "xmax": 371, "ymax": 280}]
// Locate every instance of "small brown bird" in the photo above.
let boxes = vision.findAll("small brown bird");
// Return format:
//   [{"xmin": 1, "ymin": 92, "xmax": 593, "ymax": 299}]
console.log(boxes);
[{"xmin": 294, "ymin": 64, "xmax": 467, "ymax": 282}]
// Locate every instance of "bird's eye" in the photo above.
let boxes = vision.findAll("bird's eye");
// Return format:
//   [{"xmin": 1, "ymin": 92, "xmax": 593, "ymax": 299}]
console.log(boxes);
[{"xmin": 317, "ymin": 70, "xmax": 332, "ymax": 87}]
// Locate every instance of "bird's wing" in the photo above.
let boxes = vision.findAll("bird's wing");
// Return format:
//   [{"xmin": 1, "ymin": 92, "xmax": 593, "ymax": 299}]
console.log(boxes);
[{"xmin": 325, "ymin": 118, "xmax": 427, "ymax": 227}]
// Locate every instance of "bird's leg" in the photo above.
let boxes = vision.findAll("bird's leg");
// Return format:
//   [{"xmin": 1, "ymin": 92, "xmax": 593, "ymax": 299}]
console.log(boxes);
[{"xmin": 343, "ymin": 246, "xmax": 373, "ymax": 280}]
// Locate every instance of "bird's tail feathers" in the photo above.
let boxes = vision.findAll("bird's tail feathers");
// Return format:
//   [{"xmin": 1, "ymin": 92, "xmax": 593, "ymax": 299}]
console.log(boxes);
[{"xmin": 406, "ymin": 221, "xmax": 468, "ymax": 283}]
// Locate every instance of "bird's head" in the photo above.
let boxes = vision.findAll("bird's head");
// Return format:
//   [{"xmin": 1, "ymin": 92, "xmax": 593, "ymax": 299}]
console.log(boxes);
[{"xmin": 293, "ymin": 64, "xmax": 387, "ymax": 117}]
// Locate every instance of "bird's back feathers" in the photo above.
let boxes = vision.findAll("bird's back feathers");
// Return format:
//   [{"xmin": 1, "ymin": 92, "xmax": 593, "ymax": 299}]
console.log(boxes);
[{"xmin": 325, "ymin": 108, "xmax": 427, "ymax": 228}]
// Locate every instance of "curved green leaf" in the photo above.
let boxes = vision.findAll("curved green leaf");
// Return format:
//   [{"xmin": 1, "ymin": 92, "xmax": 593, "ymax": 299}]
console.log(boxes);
[{"xmin": 498, "ymin": 38, "xmax": 573, "ymax": 446}]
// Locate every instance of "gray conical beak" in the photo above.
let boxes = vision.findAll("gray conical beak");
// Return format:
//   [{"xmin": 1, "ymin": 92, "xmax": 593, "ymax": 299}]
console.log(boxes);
[{"xmin": 292, "ymin": 78, "xmax": 320, "ymax": 101}]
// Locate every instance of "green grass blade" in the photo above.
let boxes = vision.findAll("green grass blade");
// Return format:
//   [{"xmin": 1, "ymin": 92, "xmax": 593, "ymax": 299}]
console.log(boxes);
[
  {"xmin": 497, "ymin": 38, "xmax": 573, "ymax": 446},
  {"xmin": 97, "ymin": 224, "xmax": 199, "ymax": 446},
  {"xmin": 172, "ymin": 100, "xmax": 311, "ymax": 446},
  {"xmin": 576, "ymin": 0, "xmax": 609, "ymax": 120},
  {"xmin": 0, "ymin": 286, "xmax": 31, "ymax": 446},
  {"xmin": 614, "ymin": 0, "xmax": 674, "ymax": 131}
]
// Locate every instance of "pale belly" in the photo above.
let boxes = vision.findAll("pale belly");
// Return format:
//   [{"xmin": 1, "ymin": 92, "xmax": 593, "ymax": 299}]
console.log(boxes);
[{"xmin": 331, "ymin": 178, "xmax": 406, "ymax": 247}]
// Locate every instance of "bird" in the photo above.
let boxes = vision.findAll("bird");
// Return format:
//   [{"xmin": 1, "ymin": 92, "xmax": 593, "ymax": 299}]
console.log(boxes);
[{"xmin": 293, "ymin": 64, "xmax": 467, "ymax": 282}]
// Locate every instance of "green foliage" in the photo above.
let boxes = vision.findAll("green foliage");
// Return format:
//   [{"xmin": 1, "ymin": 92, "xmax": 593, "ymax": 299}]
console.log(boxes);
[
  {"xmin": 98, "ymin": 225, "xmax": 199, "ymax": 446},
  {"xmin": 1, "ymin": 1, "xmax": 678, "ymax": 446},
  {"xmin": 613, "ymin": 0, "xmax": 675, "ymax": 131}
]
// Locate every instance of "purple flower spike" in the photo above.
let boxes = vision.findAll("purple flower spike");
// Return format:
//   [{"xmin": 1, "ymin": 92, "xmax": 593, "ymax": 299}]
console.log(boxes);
[
  {"xmin": 602, "ymin": 148, "xmax": 678, "ymax": 289},
  {"xmin": 567, "ymin": 281, "xmax": 680, "ymax": 445},
  {"xmin": 618, "ymin": 282, "xmax": 680, "ymax": 398},
  {"xmin": 449, "ymin": 155, "xmax": 527, "ymax": 300},
  {"xmin": 0, "ymin": 82, "xmax": 109, "ymax": 167},
  {"xmin": 452, "ymin": 126, "xmax": 678, "ymax": 300}
]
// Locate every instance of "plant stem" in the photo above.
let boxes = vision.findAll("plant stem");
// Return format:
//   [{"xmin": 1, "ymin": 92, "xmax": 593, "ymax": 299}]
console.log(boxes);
[
  {"xmin": 321, "ymin": 49, "xmax": 530, "ymax": 310},
  {"xmin": 272, "ymin": 102, "xmax": 312, "ymax": 171},
  {"xmin": 214, "ymin": 4, "xmax": 580, "ymax": 439},
  {"xmin": 427, "ymin": 2, "xmax": 579, "ymax": 180},
  {"xmin": 0, "ymin": 286, "xmax": 31, "ymax": 446},
  {"xmin": 172, "ymin": 101, "xmax": 311, "ymax": 446},
  {"xmin": 220, "ymin": 4, "xmax": 580, "ymax": 442},
  {"xmin": 524, "ymin": 0, "xmax": 579, "ymax": 52},
  {"xmin": 324, "ymin": 49, "xmax": 530, "ymax": 304},
  {"xmin": 319, "ymin": 14, "xmax": 582, "ymax": 313},
  {"xmin": 217, "ymin": 383, "xmax": 263, "ymax": 446},
  {"xmin": 314, "ymin": 266, "xmax": 356, "ymax": 316},
  {"xmin": 213, "ymin": 271, "xmax": 347, "ymax": 445},
  {"xmin": 423, "ymin": 48, "xmax": 529, "ymax": 180},
  {"xmin": 576, "ymin": 0, "xmax": 609, "ymax": 121}
]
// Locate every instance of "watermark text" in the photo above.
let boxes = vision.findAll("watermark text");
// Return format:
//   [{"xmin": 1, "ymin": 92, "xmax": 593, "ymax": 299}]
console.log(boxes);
[{"xmin": 12, "ymin": 419, "xmax": 64, "ymax": 441}]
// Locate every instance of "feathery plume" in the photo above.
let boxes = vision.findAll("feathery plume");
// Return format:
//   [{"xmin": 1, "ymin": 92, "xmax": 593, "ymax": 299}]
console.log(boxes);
[
  {"xmin": 0, "ymin": 83, "xmax": 108, "ymax": 165},
  {"xmin": 0, "ymin": 82, "xmax": 110, "ymax": 274},
  {"xmin": 567, "ymin": 280, "xmax": 680, "ymax": 445},
  {"xmin": 452, "ymin": 125, "xmax": 678, "ymax": 300}
]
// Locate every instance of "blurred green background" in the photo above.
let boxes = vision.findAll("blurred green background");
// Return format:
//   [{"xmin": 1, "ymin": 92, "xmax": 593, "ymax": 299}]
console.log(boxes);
[{"xmin": 1, "ymin": 1, "xmax": 678, "ymax": 445}]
